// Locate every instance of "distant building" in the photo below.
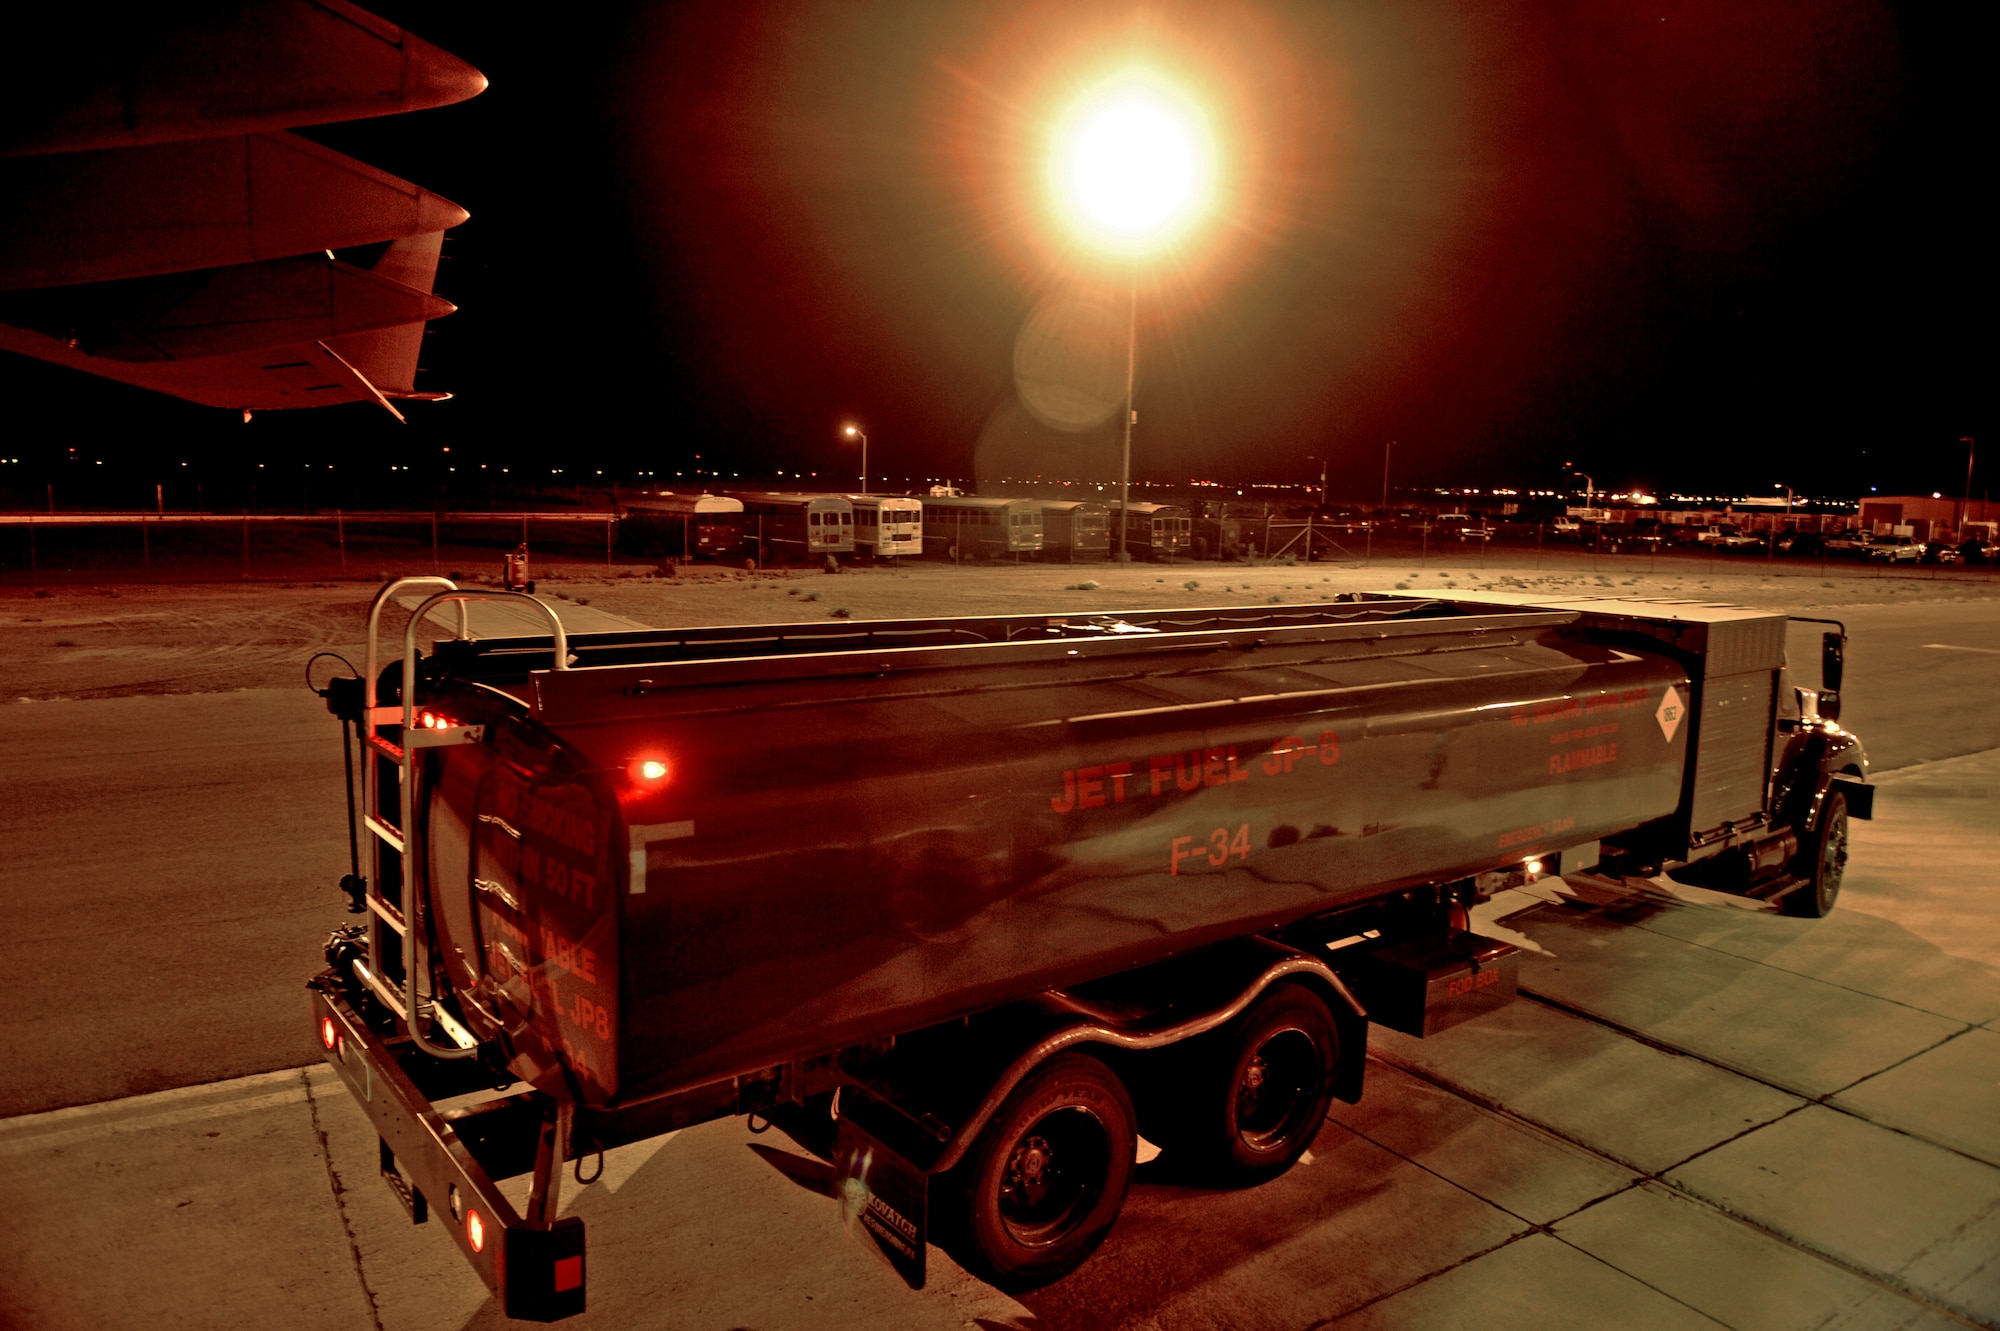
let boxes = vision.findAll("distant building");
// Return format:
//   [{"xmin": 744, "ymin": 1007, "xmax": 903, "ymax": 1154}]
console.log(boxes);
[{"xmin": 1858, "ymin": 495, "xmax": 1996, "ymax": 541}]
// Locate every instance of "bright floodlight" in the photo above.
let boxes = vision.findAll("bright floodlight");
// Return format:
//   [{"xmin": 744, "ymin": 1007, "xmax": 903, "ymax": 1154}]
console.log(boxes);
[{"xmin": 1054, "ymin": 75, "xmax": 1214, "ymax": 254}]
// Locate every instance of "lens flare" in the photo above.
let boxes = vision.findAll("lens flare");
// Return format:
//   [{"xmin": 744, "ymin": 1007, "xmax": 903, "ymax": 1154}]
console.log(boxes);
[
  {"xmin": 1071, "ymin": 100, "xmax": 1195, "ymax": 230},
  {"xmin": 1052, "ymin": 72, "xmax": 1216, "ymax": 255}
]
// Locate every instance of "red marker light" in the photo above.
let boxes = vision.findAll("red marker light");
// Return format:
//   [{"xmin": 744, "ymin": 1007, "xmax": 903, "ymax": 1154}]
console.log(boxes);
[
  {"xmin": 466, "ymin": 1208, "xmax": 486, "ymax": 1253},
  {"xmin": 320, "ymin": 1017, "xmax": 337, "ymax": 1050},
  {"xmin": 628, "ymin": 757, "xmax": 670, "ymax": 785}
]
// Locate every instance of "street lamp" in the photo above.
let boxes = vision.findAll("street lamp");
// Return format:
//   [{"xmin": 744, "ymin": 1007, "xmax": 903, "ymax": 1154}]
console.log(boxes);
[
  {"xmin": 1565, "ymin": 463, "xmax": 1596, "ymax": 513},
  {"xmin": 1052, "ymin": 72, "xmax": 1215, "ymax": 559},
  {"xmin": 843, "ymin": 425, "xmax": 867, "ymax": 495}
]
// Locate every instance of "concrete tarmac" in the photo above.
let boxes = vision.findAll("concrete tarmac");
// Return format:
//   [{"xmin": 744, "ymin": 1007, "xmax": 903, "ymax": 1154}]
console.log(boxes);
[
  {"xmin": 1, "ymin": 750, "xmax": 1993, "ymax": 1329},
  {"xmin": 2, "ymin": 586, "xmax": 1995, "ymax": 1327}
]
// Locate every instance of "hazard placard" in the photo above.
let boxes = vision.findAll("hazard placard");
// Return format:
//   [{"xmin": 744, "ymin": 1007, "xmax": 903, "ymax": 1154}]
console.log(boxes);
[{"xmin": 1656, "ymin": 686, "xmax": 1685, "ymax": 742}]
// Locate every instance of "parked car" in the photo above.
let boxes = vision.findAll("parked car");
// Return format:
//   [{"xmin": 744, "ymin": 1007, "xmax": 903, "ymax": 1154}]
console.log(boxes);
[
  {"xmin": 1597, "ymin": 524, "xmax": 1661, "ymax": 554},
  {"xmin": 1687, "ymin": 524, "xmax": 1760, "ymax": 550},
  {"xmin": 1960, "ymin": 538, "xmax": 1998, "ymax": 565},
  {"xmin": 1451, "ymin": 520, "xmax": 1496, "ymax": 543},
  {"xmin": 1921, "ymin": 541, "xmax": 1959, "ymax": 565},
  {"xmin": 1865, "ymin": 535, "xmax": 1922, "ymax": 563},
  {"xmin": 1776, "ymin": 532, "xmax": 1824, "ymax": 556},
  {"xmin": 1824, "ymin": 532, "xmax": 1872, "ymax": 556}
]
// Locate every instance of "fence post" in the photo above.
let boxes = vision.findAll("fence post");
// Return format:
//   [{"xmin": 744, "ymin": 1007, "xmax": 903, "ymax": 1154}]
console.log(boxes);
[
  {"xmin": 242, "ymin": 512, "xmax": 250, "ymax": 578},
  {"xmin": 336, "ymin": 509, "xmax": 346, "ymax": 573}
]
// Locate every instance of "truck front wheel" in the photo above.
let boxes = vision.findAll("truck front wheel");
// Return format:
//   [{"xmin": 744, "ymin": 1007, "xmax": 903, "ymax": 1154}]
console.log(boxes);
[
  {"xmin": 1148, "ymin": 983, "xmax": 1338, "ymax": 1186},
  {"xmin": 1783, "ymin": 789, "xmax": 1848, "ymax": 918},
  {"xmin": 944, "ymin": 1052, "xmax": 1135, "ymax": 1290}
]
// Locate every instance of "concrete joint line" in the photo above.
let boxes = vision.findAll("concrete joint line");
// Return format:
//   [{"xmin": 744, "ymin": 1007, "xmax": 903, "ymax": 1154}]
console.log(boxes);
[
  {"xmin": 1300, "ymin": 1229, "xmax": 1543, "ymax": 1331},
  {"xmin": 1641, "ymin": 1176, "xmax": 1994, "ymax": 1329},
  {"xmin": 1364, "ymin": 1048, "xmax": 1651, "ymax": 1176},
  {"xmin": 0, "ymin": 1067, "xmax": 311, "ymax": 1156},
  {"xmin": 303, "ymin": 1068, "xmax": 386, "ymax": 1331},
  {"xmin": 1522, "ymin": 988, "xmax": 1998, "ymax": 1174},
  {"xmin": 1334, "ymin": 1063, "xmax": 1639, "ymax": 1231},
  {"xmin": 1622, "ymin": 919, "xmax": 1985, "ymax": 1025},
  {"xmin": 1367, "ymin": 1054, "xmax": 1984, "ymax": 1329}
]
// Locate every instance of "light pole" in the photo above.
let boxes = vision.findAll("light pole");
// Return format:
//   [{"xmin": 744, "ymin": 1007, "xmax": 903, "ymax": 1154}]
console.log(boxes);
[
  {"xmin": 843, "ymin": 425, "xmax": 867, "ymax": 495},
  {"xmin": 1052, "ymin": 73, "xmax": 1214, "ymax": 561},
  {"xmin": 1962, "ymin": 436, "xmax": 1976, "ymax": 535},
  {"xmin": 1307, "ymin": 455, "xmax": 1329, "ymax": 507},
  {"xmin": 1566, "ymin": 464, "xmax": 1596, "ymax": 513}
]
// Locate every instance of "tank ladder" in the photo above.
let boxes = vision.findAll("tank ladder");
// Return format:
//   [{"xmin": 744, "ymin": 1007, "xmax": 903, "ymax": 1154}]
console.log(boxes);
[{"xmin": 355, "ymin": 577, "xmax": 570, "ymax": 1058}]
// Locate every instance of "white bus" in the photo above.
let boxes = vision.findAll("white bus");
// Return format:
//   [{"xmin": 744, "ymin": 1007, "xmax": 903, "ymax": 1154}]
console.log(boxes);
[{"xmin": 848, "ymin": 495, "xmax": 923, "ymax": 559}]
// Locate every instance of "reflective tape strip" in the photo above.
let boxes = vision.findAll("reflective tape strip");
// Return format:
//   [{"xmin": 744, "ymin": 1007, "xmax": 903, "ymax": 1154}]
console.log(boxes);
[{"xmin": 627, "ymin": 821, "xmax": 695, "ymax": 894}]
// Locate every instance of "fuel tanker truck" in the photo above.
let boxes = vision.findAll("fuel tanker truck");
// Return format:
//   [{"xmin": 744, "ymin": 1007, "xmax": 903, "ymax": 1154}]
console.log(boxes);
[{"xmin": 307, "ymin": 579, "xmax": 1871, "ymax": 1319}]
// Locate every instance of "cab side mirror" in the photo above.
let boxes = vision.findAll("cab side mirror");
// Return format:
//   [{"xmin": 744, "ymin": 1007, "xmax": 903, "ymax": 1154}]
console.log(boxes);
[{"xmin": 1820, "ymin": 631, "xmax": 1844, "ymax": 720}]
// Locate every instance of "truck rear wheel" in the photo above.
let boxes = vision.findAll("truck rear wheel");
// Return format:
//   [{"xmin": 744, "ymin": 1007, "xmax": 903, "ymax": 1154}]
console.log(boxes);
[
  {"xmin": 1783, "ymin": 789, "xmax": 1848, "ymax": 918},
  {"xmin": 1148, "ymin": 983, "xmax": 1338, "ymax": 1186},
  {"xmin": 944, "ymin": 1052, "xmax": 1134, "ymax": 1290}
]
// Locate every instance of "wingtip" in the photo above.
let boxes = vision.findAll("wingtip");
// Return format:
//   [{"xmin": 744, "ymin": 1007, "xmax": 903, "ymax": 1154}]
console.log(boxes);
[{"xmin": 403, "ymin": 33, "xmax": 489, "ymax": 112}]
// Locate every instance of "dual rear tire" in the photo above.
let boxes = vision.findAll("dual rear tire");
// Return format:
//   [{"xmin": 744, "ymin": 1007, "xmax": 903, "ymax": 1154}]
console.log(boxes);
[
  {"xmin": 942, "ymin": 984, "xmax": 1339, "ymax": 1288},
  {"xmin": 1140, "ymin": 983, "xmax": 1340, "ymax": 1186},
  {"xmin": 942, "ymin": 1053, "xmax": 1135, "ymax": 1290}
]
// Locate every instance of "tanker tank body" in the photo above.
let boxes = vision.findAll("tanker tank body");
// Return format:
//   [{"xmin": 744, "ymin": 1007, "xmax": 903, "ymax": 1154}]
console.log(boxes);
[
  {"xmin": 466, "ymin": 603, "xmax": 1690, "ymax": 1109},
  {"xmin": 308, "ymin": 587, "xmax": 1862, "ymax": 1317}
]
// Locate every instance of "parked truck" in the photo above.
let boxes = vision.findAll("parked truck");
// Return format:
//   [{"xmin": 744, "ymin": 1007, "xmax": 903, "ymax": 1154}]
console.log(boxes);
[{"xmin": 308, "ymin": 581, "xmax": 1871, "ymax": 1319}]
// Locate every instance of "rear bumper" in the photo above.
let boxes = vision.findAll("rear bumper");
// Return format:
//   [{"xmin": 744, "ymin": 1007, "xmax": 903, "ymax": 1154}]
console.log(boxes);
[{"xmin": 308, "ymin": 976, "xmax": 586, "ymax": 1322}]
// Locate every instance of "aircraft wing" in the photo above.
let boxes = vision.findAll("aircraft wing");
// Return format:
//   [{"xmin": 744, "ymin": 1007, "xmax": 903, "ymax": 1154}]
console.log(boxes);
[
  {"xmin": 2, "ymin": 0, "xmax": 484, "ymax": 157},
  {"xmin": 0, "ymin": 1, "xmax": 481, "ymax": 417},
  {"xmin": 0, "ymin": 132, "xmax": 467, "ymax": 291}
]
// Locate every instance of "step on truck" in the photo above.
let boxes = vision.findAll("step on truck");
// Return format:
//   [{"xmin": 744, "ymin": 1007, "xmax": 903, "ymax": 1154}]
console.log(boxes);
[{"xmin": 307, "ymin": 581, "xmax": 1871, "ymax": 1319}]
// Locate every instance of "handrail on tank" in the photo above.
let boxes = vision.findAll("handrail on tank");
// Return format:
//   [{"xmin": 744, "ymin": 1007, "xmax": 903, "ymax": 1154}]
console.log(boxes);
[
  {"xmin": 390, "ymin": 590, "xmax": 571, "ymax": 1060},
  {"xmin": 363, "ymin": 577, "xmax": 468, "ymax": 720},
  {"xmin": 399, "ymin": 589, "xmax": 572, "ymax": 730}
]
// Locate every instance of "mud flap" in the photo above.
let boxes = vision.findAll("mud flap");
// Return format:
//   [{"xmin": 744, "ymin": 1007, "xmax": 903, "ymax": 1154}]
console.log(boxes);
[
  {"xmin": 834, "ymin": 1110, "xmax": 929, "ymax": 1289},
  {"xmin": 1832, "ymin": 775, "xmax": 1874, "ymax": 820},
  {"xmin": 504, "ymin": 1217, "xmax": 586, "ymax": 1322}
]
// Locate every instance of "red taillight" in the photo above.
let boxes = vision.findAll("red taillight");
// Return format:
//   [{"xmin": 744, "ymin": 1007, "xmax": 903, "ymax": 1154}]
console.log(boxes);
[
  {"xmin": 320, "ymin": 1017, "xmax": 338, "ymax": 1050},
  {"xmin": 627, "ymin": 757, "xmax": 670, "ymax": 786},
  {"xmin": 466, "ymin": 1208, "xmax": 486, "ymax": 1253},
  {"xmin": 554, "ymin": 1255, "xmax": 583, "ymax": 1293},
  {"xmin": 417, "ymin": 710, "xmax": 454, "ymax": 730}
]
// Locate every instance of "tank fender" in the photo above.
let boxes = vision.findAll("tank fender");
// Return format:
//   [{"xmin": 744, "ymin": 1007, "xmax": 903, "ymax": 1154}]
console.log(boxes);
[{"xmin": 923, "ymin": 936, "xmax": 1365, "ymax": 1176}]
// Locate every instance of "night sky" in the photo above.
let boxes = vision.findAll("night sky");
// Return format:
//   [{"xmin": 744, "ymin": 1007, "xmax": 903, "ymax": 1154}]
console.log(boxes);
[{"xmin": 3, "ymin": 1, "xmax": 1986, "ymax": 503}]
